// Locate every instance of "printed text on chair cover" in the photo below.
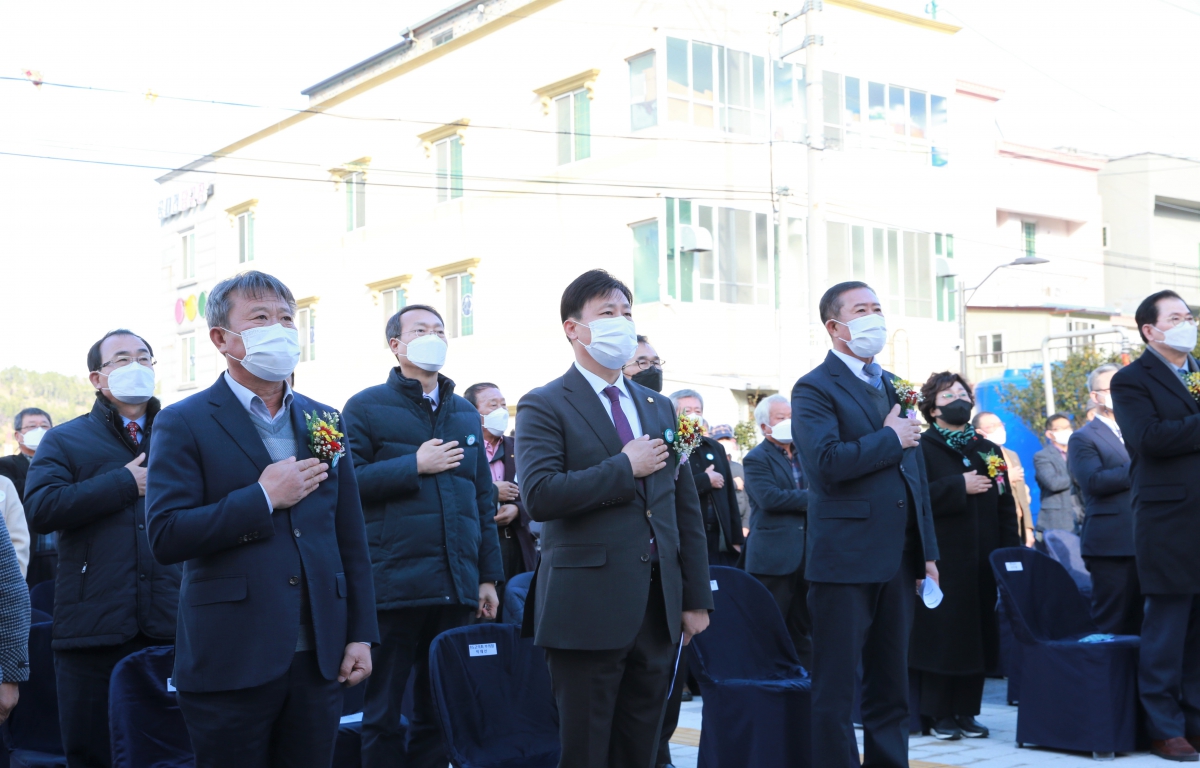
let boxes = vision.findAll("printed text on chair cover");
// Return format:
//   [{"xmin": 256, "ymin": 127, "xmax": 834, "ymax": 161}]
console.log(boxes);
[
  {"xmin": 428, "ymin": 623, "xmax": 559, "ymax": 768},
  {"xmin": 688, "ymin": 567, "xmax": 810, "ymax": 768}
]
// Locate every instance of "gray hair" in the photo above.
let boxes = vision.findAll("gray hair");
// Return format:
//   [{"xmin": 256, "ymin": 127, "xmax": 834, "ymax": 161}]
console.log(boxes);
[
  {"xmin": 668, "ymin": 389, "xmax": 704, "ymax": 412},
  {"xmin": 206, "ymin": 271, "xmax": 296, "ymax": 330},
  {"xmin": 1087, "ymin": 363, "xmax": 1121, "ymax": 392},
  {"xmin": 13, "ymin": 407, "xmax": 51, "ymax": 432},
  {"xmin": 754, "ymin": 394, "xmax": 789, "ymax": 428}
]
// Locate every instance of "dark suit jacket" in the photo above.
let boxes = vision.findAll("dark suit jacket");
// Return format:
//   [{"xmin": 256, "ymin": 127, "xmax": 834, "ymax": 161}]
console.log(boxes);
[
  {"xmin": 791, "ymin": 351, "xmax": 939, "ymax": 583},
  {"xmin": 1112, "ymin": 349, "xmax": 1200, "ymax": 594},
  {"xmin": 0, "ymin": 454, "xmax": 30, "ymax": 504},
  {"xmin": 516, "ymin": 365, "xmax": 712, "ymax": 650},
  {"xmin": 743, "ymin": 440, "xmax": 807, "ymax": 577},
  {"xmin": 145, "ymin": 375, "xmax": 379, "ymax": 692},
  {"xmin": 1033, "ymin": 444, "xmax": 1083, "ymax": 533},
  {"xmin": 689, "ymin": 435, "xmax": 745, "ymax": 551},
  {"xmin": 497, "ymin": 435, "xmax": 536, "ymax": 572},
  {"xmin": 1068, "ymin": 419, "xmax": 1134, "ymax": 558}
]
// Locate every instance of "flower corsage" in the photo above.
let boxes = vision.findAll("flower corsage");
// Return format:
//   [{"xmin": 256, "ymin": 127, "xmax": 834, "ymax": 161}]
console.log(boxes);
[
  {"xmin": 305, "ymin": 410, "xmax": 346, "ymax": 467},
  {"xmin": 891, "ymin": 378, "xmax": 923, "ymax": 419},
  {"xmin": 1185, "ymin": 372, "xmax": 1200, "ymax": 403},
  {"xmin": 666, "ymin": 413, "xmax": 704, "ymax": 478},
  {"xmin": 979, "ymin": 449, "xmax": 1007, "ymax": 495}
]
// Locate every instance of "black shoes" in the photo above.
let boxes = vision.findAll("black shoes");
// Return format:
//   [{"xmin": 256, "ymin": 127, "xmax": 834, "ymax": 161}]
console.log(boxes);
[
  {"xmin": 931, "ymin": 718, "xmax": 962, "ymax": 740},
  {"xmin": 680, "ymin": 688, "xmax": 693, "ymax": 702},
  {"xmin": 955, "ymin": 715, "xmax": 989, "ymax": 738}
]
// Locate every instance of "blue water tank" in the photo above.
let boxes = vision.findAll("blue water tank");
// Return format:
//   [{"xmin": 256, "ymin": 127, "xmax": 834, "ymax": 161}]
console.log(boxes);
[{"xmin": 974, "ymin": 368, "xmax": 1046, "ymax": 525}]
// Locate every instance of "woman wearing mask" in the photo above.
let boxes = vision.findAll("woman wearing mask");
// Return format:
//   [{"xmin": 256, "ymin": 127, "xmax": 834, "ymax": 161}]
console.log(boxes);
[{"xmin": 910, "ymin": 372, "xmax": 1021, "ymax": 741}]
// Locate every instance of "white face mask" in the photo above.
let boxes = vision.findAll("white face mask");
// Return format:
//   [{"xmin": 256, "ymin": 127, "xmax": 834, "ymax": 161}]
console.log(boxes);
[
  {"xmin": 224, "ymin": 324, "xmax": 301, "ymax": 382},
  {"xmin": 21, "ymin": 428, "xmax": 46, "ymax": 452},
  {"xmin": 834, "ymin": 313, "xmax": 888, "ymax": 359},
  {"xmin": 1155, "ymin": 321, "xmax": 1198, "ymax": 354},
  {"xmin": 399, "ymin": 334, "xmax": 448, "ymax": 373},
  {"xmin": 577, "ymin": 317, "xmax": 638, "ymax": 370},
  {"xmin": 483, "ymin": 407, "xmax": 509, "ymax": 437},
  {"xmin": 1052, "ymin": 429, "xmax": 1073, "ymax": 446},
  {"xmin": 1104, "ymin": 393, "xmax": 1114, "ymax": 411},
  {"xmin": 101, "ymin": 362, "xmax": 156, "ymax": 405},
  {"xmin": 987, "ymin": 427, "xmax": 1007, "ymax": 447},
  {"xmin": 769, "ymin": 419, "xmax": 793, "ymax": 444}
]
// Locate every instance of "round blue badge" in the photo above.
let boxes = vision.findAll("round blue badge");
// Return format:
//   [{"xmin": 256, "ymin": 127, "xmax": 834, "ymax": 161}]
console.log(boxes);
[
  {"xmin": 467, "ymin": 434, "xmax": 476, "ymax": 446},
  {"xmin": 664, "ymin": 428, "xmax": 675, "ymax": 443},
  {"xmin": 706, "ymin": 453, "xmax": 714, "ymax": 461},
  {"xmin": 962, "ymin": 457, "xmax": 971, "ymax": 467}
]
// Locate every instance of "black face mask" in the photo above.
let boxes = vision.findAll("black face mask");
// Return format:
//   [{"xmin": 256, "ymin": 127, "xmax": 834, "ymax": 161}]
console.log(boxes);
[
  {"xmin": 631, "ymin": 366, "xmax": 663, "ymax": 393},
  {"xmin": 938, "ymin": 398, "xmax": 974, "ymax": 427}
]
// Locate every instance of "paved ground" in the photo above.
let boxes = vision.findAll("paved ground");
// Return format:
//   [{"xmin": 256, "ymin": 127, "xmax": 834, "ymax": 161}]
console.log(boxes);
[{"xmin": 664, "ymin": 679, "xmax": 1164, "ymax": 767}]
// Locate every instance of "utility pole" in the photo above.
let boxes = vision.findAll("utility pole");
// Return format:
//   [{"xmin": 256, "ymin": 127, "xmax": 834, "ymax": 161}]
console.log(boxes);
[{"xmin": 781, "ymin": 1, "xmax": 825, "ymax": 371}]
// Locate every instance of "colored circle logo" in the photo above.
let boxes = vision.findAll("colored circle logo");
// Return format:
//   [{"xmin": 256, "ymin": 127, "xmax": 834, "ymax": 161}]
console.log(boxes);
[
  {"xmin": 461, "ymin": 293, "xmax": 473, "ymax": 317},
  {"xmin": 197, "ymin": 291, "xmax": 207, "ymax": 319},
  {"xmin": 174, "ymin": 299, "xmax": 185, "ymax": 324},
  {"xmin": 185, "ymin": 295, "xmax": 198, "ymax": 321}
]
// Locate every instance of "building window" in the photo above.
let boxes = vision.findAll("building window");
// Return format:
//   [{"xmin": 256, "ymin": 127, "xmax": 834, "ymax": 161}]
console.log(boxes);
[
  {"xmin": 346, "ymin": 172, "xmax": 366, "ymax": 231},
  {"xmin": 629, "ymin": 51, "xmax": 657, "ymax": 130},
  {"xmin": 382, "ymin": 287, "xmax": 406, "ymax": 320},
  {"xmin": 556, "ymin": 90, "xmax": 591, "ymax": 165},
  {"xmin": 237, "ymin": 212, "xmax": 254, "ymax": 263},
  {"xmin": 181, "ymin": 230, "xmax": 196, "ymax": 281},
  {"xmin": 632, "ymin": 220, "xmax": 660, "ymax": 304},
  {"xmin": 1023, "ymin": 222, "xmax": 1037, "ymax": 259},
  {"xmin": 977, "ymin": 333, "xmax": 1004, "ymax": 366},
  {"xmin": 666, "ymin": 38, "xmax": 766, "ymax": 137},
  {"xmin": 180, "ymin": 334, "xmax": 196, "ymax": 385},
  {"xmin": 772, "ymin": 61, "xmax": 807, "ymax": 141},
  {"xmin": 931, "ymin": 95, "xmax": 948, "ymax": 166},
  {"xmin": 443, "ymin": 273, "xmax": 474, "ymax": 338},
  {"xmin": 436, "ymin": 137, "xmax": 463, "ymax": 203},
  {"xmin": 432, "ymin": 29, "xmax": 453, "ymax": 46},
  {"xmin": 824, "ymin": 71, "xmax": 843, "ymax": 149},
  {"xmin": 298, "ymin": 306, "xmax": 316, "ymax": 362}
]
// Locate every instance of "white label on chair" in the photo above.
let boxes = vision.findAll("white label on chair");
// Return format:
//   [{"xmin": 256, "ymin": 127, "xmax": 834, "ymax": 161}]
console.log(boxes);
[
  {"xmin": 166, "ymin": 678, "xmax": 176, "ymax": 692},
  {"xmin": 710, "ymin": 580, "xmax": 719, "ymax": 591},
  {"xmin": 1005, "ymin": 562, "xmax": 1024, "ymax": 571},
  {"xmin": 468, "ymin": 643, "xmax": 498, "ymax": 657}
]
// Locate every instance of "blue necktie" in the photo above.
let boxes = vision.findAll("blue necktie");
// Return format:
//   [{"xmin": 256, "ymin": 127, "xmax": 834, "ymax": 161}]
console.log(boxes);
[{"xmin": 862, "ymin": 362, "xmax": 884, "ymax": 391}]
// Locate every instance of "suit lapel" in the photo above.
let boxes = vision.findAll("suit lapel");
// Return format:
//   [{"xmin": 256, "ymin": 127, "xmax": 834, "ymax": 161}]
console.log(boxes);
[
  {"xmin": 825, "ymin": 352, "xmax": 884, "ymax": 429},
  {"xmin": 288, "ymin": 395, "xmax": 317, "ymax": 462},
  {"xmin": 1090, "ymin": 420, "xmax": 1129, "ymax": 462},
  {"xmin": 561, "ymin": 366, "xmax": 625, "ymax": 457},
  {"xmin": 629, "ymin": 385, "xmax": 659, "ymax": 500},
  {"xmin": 208, "ymin": 376, "xmax": 273, "ymax": 474},
  {"xmin": 1142, "ymin": 351, "xmax": 1200, "ymax": 414}
]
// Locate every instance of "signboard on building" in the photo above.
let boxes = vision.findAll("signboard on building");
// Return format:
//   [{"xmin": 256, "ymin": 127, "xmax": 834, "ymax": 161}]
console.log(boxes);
[{"xmin": 159, "ymin": 182, "xmax": 214, "ymax": 221}]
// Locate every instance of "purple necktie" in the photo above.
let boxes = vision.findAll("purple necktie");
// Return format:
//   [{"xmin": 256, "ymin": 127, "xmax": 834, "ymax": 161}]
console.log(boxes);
[{"xmin": 604, "ymin": 386, "xmax": 655, "ymax": 558}]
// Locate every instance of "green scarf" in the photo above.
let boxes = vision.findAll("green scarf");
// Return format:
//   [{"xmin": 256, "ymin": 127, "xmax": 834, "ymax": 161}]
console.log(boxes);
[{"xmin": 934, "ymin": 422, "xmax": 977, "ymax": 452}]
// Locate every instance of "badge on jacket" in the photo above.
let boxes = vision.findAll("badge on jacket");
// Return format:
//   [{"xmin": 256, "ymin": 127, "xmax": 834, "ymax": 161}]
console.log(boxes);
[
  {"xmin": 467, "ymin": 433, "xmax": 477, "ymax": 446},
  {"xmin": 706, "ymin": 453, "xmax": 714, "ymax": 461},
  {"xmin": 664, "ymin": 428, "xmax": 675, "ymax": 444}
]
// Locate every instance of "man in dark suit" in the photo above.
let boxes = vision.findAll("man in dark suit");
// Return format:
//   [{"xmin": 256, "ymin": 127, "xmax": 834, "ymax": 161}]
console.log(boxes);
[
  {"xmin": 792, "ymin": 281, "xmax": 939, "ymax": 768},
  {"xmin": 1, "ymin": 408, "xmax": 57, "ymax": 586},
  {"xmin": 1069, "ymin": 363, "xmax": 1141, "ymax": 636},
  {"xmin": 669, "ymin": 389, "xmax": 744, "ymax": 567},
  {"xmin": 1033, "ymin": 413, "xmax": 1084, "ymax": 536},
  {"xmin": 742, "ymin": 394, "xmax": 811, "ymax": 669},
  {"xmin": 517, "ymin": 269, "xmax": 712, "ymax": 768},
  {"xmin": 146, "ymin": 271, "xmax": 378, "ymax": 768},
  {"xmin": 1111, "ymin": 289, "xmax": 1200, "ymax": 761}
]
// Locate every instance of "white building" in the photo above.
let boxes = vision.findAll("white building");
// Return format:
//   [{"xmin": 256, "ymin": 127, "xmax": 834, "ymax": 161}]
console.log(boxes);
[{"xmin": 153, "ymin": 0, "xmax": 1105, "ymax": 424}]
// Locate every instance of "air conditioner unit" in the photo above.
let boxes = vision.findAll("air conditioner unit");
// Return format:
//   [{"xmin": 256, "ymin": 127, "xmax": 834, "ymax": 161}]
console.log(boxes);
[{"xmin": 679, "ymin": 224, "xmax": 714, "ymax": 253}]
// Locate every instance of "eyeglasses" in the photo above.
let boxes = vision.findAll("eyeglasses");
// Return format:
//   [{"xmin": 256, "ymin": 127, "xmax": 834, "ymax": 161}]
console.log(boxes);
[
  {"xmin": 99, "ymin": 355, "xmax": 157, "ymax": 370},
  {"xmin": 624, "ymin": 358, "xmax": 665, "ymax": 371},
  {"xmin": 16, "ymin": 425, "xmax": 47, "ymax": 434},
  {"xmin": 396, "ymin": 329, "xmax": 447, "ymax": 340}
]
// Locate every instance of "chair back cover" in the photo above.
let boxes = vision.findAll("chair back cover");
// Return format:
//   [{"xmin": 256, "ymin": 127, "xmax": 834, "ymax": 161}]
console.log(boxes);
[
  {"xmin": 501, "ymin": 572, "xmax": 533, "ymax": 625},
  {"xmin": 109, "ymin": 646, "xmax": 193, "ymax": 768},
  {"xmin": 28, "ymin": 582, "xmax": 53, "ymax": 618},
  {"xmin": 428, "ymin": 623, "xmax": 559, "ymax": 768},
  {"xmin": 689, "ymin": 566, "xmax": 806, "ymax": 683},
  {"xmin": 29, "ymin": 610, "xmax": 51, "ymax": 626},
  {"xmin": 1043, "ymin": 530, "xmax": 1093, "ymax": 596},
  {"xmin": 4, "ymin": 622, "xmax": 62, "ymax": 756},
  {"xmin": 989, "ymin": 548, "xmax": 1096, "ymax": 644}
]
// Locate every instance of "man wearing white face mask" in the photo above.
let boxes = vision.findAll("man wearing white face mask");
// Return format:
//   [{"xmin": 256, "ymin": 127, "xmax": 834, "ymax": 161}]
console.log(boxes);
[
  {"xmin": 25, "ymin": 329, "xmax": 181, "ymax": 768},
  {"xmin": 1, "ymin": 407, "xmax": 56, "ymax": 585},
  {"xmin": 1032, "ymin": 413, "xmax": 1083, "ymax": 536},
  {"xmin": 972, "ymin": 412, "xmax": 1035, "ymax": 547},
  {"xmin": 343, "ymin": 304, "xmax": 502, "ymax": 768},
  {"xmin": 146, "ymin": 271, "xmax": 378, "ymax": 768},
  {"xmin": 792, "ymin": 281, "xmax": 940, "ymax": 768}
]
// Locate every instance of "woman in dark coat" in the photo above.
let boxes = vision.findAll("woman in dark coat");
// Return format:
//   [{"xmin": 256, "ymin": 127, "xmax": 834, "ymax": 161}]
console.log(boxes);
[{"xmin": 911, "ymin": 372, "xmax": 1021, "ymax": 740}]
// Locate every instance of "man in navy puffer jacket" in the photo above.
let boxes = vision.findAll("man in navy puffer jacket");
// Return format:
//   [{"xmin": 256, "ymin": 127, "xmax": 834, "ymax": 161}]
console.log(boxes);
[{"xmin": 343, "ymin": 303, "xmax": 503, "ymax": 768}]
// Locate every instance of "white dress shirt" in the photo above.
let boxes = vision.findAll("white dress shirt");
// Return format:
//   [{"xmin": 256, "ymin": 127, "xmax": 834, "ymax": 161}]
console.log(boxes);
[
  {"xmin": 1094, "ymin": 413, "xmax": 1124, "ymax": 444},
  {"xmin": 224, "ymin": 371, "xmax": 295, "ymax": 512},
  {"xmin": 573, "ymin": 362, "xmax": 643, "ymax": 438},
  {"xmin": 423, "ymin": 383, "xmax": 440, "ymax": 412},
  {"xmin": 831, "ymin": 349, "xmax": 876, "ymax": 385},
  {"xmin": 120, "ymin": 414, "xmax": 147, "ymax": 444}
]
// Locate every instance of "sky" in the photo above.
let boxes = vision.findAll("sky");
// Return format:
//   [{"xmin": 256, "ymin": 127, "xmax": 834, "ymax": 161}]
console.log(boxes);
[{"xmin": 3, "ymin": 0, "xmax": 1200, "ymax": 375}]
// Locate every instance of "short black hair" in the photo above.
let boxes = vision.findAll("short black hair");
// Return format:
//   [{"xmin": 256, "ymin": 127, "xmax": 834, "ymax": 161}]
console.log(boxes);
[
  {"xmin": 819, "ymin": 281, "xmax": 874, "ymax": 323},
  {"xmin": 636, "ymin": 335, "xmax": 649, "ymax": 344},
  {"xmin": 560, "ymin": 270, "xmax": 632, "ymax": 323},
  {"xmin": 463, "ymin": 382, "xmax": 500, "ymax": 409},
  {"xmin": 87, "ymin": 330, "xmax": 154, "ymax": 373},
  {"xmin": 971, "ymin": 410, "xmax": 996, "ymax": 429},
  {"xmin": 1135, "ymin": 290, "xmax": 1187, "ymax": 343},
  {"xmin": 385, "ymin": 304, "xmax": 444, "ymax": 342},
  {"xmin": 1045, "ymin": 412, "xmax": 1072, "ymax": 432},
  {"xmin": 13, "ymin": 407, "xmax": 51, "ymax": 432},
  {"xmin": 918, "ymin": 371, "xmax": 973, "ymax": 424}
]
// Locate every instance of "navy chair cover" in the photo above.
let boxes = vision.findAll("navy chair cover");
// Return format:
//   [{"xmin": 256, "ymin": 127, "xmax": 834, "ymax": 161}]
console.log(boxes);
[
  {"xmin": 4, "ymin": 622, "xmax": 65, "ymax": 768},
  {"xmin": 501, "ymin": 572, "xmax": 533, "ymax": 625},
  {"xmin": 27, "ymin": 583, "xmax": 52, "ymax": 618},
  {"xmin": 109, "ymin": 646, "xmax": 193, "ymax": 768},
  {"xmin": 333, "ymin": 720, "xmax": 362, "ymax": 768},
  {"xmin": 1043, "ymin": 530, "xmax": 1093, "ymax": 599},
  {"xmin": 688, "ymin": 567, "xmax": 810, "ymax": 768},
  {"xmin": 28, "ymin": 611, "xmax": 50, "ymax": 627},
  {"xmin": 989, "ymin": 548, "xmax": 1139, "ymax": 754},
  {"xmin": 428, "ymin": 623, "xmax": 559, "ymax": 768},
  {"xmin": 997, "ymin": 598, "xmax": 1022, "ymax": 706}
]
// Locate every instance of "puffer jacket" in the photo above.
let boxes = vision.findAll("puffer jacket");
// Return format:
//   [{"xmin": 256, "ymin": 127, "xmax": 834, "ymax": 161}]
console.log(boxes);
[
  {"xmin": 343, "ymin": 369, "xmax": 503, "ymax": 611},
  {"xmin": 25, "ymin": 395, "xmax": 181, "ymax": 649}
]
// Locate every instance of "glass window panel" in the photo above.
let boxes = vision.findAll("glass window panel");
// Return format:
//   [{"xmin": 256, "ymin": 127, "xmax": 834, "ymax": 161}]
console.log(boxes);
[
  {"xmin": 574, "ymin": 91, "xmax": 590, "ymax": 161},
  {"xmin": 735, "ymin": 209, "xmax": 752, "ymax": 303},
  {"xmin": 888, "ymin": 86, "xmax": 906, "ymax": 135},
  {"xmin": 903, "ymin": 231, "xmax": 918, "ymax": 315},
  {"xmin": 694, "ymin": 103, "xmax": 715, "ymax": 129},
  {"xmin": 851, "ymin": 225, "xmax": 866, "ymax": 279},
  {"xmin": 667, "ymin": 38, "xmax": 689, "ymax": 96},
  {"xmin": 460, "ymin": 274, "xmax": 474, "ymax": 337},
  {"xmin": 946, "ymin": 233, "xmax": 954, "ymax": 258},
  {"xmin": 872, "ymin": 228, "xmax": 885, "ymax": 285},
  {"xmin": 436, "ymin": 142, "xmax": 449, "ymax": 203},
  {"xmin": 346, "ymin": 172, "xmax": 356, "ymax": 231},
  {"xmin": 773, "ymin": 221, "xmax": 781, "ymax": 309},
  {"xmin": 868, "ymin": 81, "xmax": 886, "ymax": 125},
  {"xmin": 1023, "ymin": 222, "xmax": 1036, "ymax": 258},
  {"xmin": 727, "ymin": 108, "xmax": 750, "ymax": 135},
  {"xmin": 692, "ymin": 43, "xmax": 713, "ymax": 101},
  {"xmin": 887, "ymin": 229, "xmax": 900, "ymax": 312},
  {"xmin": 450, "ymin": 137, "xmax": 463, "ymax": 200},
  {"xmin": 666, "ymin": 199, "xmax": 676, "ymax": 299},
  {"xmin": 844, "ymin": 76, "xmax": 861, "ymax": 124},
  {"xmin": 773, "ymin": 62, "xmax": 793, "ymax": 108},
  {"xmin": 629, "ymin": 52, "xmax": 657, "ymax": 130},
  {"xmin": 935, "ymin": 233, "xmax": 943, "ymax": 256},
  {"xmin": 826, "ymin": 222, "xmax": 850, "ymax": 285},
  {"xmin": 680, "ymin": 251, "xmax": 694, "ymax": 302},
  {"xmin": 930, "ymin": 95, "xmax": 947, "ymax": 140},
  {"xmin": 936, "ymin": 277, "xmax": 945, "ymax": 321},
  {"xmin": 909, "ymin": 90, "xmax": 927, "ymax": 140},
  {"xmin": 238, "ymin": 215, "xmax": 247, "ymax": 263},
  {"xmin": 788, "ymin": 218, "xmax": 805, "ymax": 295},
  {"xmin": 752, "ymin": 55, "xmax": 765, "ymax": 110},
  {"xmin": 718, "ymin": 208, "xmax": 736, "ymax": 303},
  {"xmin": 917, "ymin": 232, "xmax": 932, "ymax": 317},
  {"xmin": 355, "ymin": 174, "xmax": 366, "ymax": 228},
  {"xmin": 633, "ymin": 221, "xmax": 660, "ymax": 304},
  {"xmin": 796, "ymin": 65, "xmax": 807, "ymax": 122},
  {"xmin": 668, "ymin": 98, "xmax": 689, "ymax": 123},
  {"xmin": 445, "ymin": 276, "xmax": 461, "ymax": 338},
  {"xmin": 727, "ymin": 50, "xmax": 747, "ymax": 108},
  {"xmin": 678, "ymin": 200, "xmax": 692, "ymax": 225},
  {"xmin": 823, "ymin": 71, "xmax": 840, "ymax": 125},
  {"xmin": 556, "ymin": 94, "xmax": 572, "ymax": 164},
  {"xmin": 756, "ymin": 212, "xmax": 769, "ymax": 296}
]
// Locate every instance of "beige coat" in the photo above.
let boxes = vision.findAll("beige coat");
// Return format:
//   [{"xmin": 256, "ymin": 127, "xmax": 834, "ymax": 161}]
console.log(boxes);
[
  {"xmin": 1002, "ymin": 446, "xmax": 1034, "ymax": 541},
  {"xmin": 0, "ymin": 476, "xmax": 30, "ymax": 576}
]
